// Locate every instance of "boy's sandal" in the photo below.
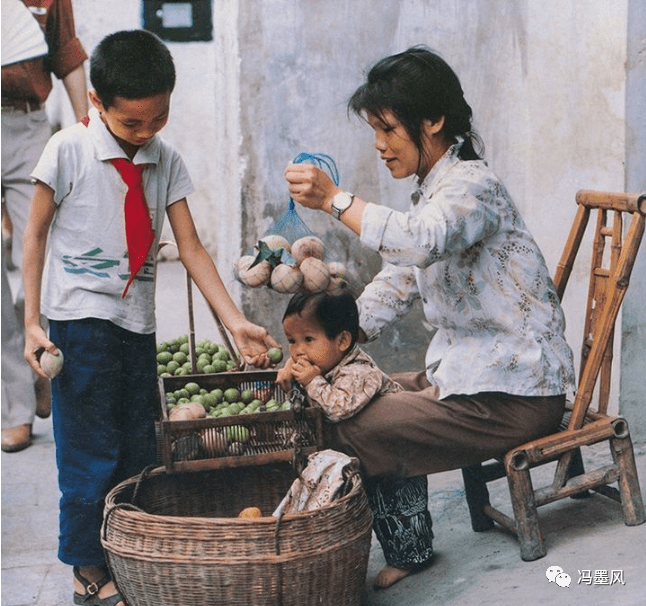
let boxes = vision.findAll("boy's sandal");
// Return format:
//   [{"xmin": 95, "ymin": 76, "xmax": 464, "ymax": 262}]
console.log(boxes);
[{"xmin": 73, "ymin": 566, "xmax": 125, "ymax": 606}]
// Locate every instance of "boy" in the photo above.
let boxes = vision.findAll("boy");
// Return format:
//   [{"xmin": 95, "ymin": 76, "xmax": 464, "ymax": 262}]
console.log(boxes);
[
  {"xmin": 22, "ymin": 30, "xmax": 279, "ymax": 605},
  {"xmin": 276, "ymin": 290, "xmax": 402, "ymax": 422}
]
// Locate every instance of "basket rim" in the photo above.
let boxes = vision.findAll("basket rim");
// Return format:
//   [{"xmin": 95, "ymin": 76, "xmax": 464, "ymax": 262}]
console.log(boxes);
[{"xmin": 104, "ymin": 464, "xmax": 365, "ymax": 523}]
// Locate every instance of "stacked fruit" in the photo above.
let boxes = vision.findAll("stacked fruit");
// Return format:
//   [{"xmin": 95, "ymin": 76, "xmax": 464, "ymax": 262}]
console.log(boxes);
[
  {"xmin": 165, "ymin": 380, "xmax": 291, "ymax": 421},
  {"xmin": 235, "ymin": 234, "xmax": 348, "ymax": 295},
  {"xmin": 156, "ymin": 336, "xmax": 237, "ymax": 377},
  {"xmin": 165, "ymin": 379, "xmax": 294, "ymax": 459}
]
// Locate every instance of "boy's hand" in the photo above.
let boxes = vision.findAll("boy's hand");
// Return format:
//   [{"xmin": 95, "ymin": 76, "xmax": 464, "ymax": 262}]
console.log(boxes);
[
  {"xmin": 24, "ymin": 324, "xmax": 59, "ymax": 379},
  {"xmin": 290, "ymin": 357, "xmax": 321, "ymax": 387},
  {"xmin": 229, "ymin": 320, "xmax": 281, "ymax": 368},
  {"xmin": 275, "ymin": 358, "xmax": 295, "ymax": 392}
]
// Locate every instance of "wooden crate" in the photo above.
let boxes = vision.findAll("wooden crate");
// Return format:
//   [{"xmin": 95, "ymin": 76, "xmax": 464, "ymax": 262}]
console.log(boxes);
[{"xmin": 157, "ymin": 370, "xmax": 324, "ymax": 472}]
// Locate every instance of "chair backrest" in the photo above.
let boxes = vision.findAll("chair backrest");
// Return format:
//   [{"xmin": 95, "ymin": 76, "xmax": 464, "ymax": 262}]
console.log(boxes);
[{"xmin": 553, "ymin": 190, "xmax": 645, "ymax": 430}]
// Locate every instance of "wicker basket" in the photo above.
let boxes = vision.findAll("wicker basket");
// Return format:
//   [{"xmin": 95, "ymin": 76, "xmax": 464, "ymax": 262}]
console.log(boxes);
[{"xmin": 102, "ymin": 463, "xmax": 373, "ymax": 606}]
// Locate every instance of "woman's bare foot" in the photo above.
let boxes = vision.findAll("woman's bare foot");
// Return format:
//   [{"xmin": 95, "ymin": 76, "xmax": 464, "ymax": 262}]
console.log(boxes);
[
  {"xmin": 73, "ymin": 565, "xmax": 125, "ymax": 606},
  {"xmin": 373, "ymin": 564, "xmax": 412, "ymax": 589}
]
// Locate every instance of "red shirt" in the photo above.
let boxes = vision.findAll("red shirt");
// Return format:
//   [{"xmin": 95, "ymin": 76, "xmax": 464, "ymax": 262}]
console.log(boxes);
[{"xmin": 2, "ymin": 0, "xmax": 87, "ymax": 103}]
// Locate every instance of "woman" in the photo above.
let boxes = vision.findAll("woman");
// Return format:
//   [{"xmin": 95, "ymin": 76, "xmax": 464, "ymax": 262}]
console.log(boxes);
[{"xmin": 285, "ymin": 46, "xmax": 575, "ymax": 589}]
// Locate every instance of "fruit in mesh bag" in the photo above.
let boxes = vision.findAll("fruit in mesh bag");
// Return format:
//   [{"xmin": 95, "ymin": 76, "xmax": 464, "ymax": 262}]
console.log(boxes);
[
  {"xmin": 327, "ymin": 261, "xmax": 349, "ymax": 295},
  {"xmin": 291, "ymin": 235, "xmax": 326, "ymax": 264},
  {"xmin": 300, "ymin": 257, "xmax": 331, "ymax": 293},
  {"xmin": 236, "ymin": 256, "xmax": 272, "ymax": 287},
  {"xmin": 257, "ymin": 234, "xmax": 291, "ymax": 253},
  {"xmin": 271, "ymin": 263, "xmax": 304, "ymax": 293}
]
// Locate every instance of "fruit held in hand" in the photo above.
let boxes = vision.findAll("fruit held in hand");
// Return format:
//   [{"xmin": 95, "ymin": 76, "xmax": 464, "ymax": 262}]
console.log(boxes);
[
  {"xmin": 267, "ymin": 347, "xmax": 283, "ymax": 364},
  {"xmin": 39, "ymin": 349, "xmax": 64, "ymax": 379}
]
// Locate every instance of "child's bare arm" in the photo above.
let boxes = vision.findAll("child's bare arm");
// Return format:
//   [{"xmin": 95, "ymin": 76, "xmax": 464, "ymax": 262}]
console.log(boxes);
[
  {"xmin": 23, "ymin": 181, "xmax": 59, "ymax": 377},
  {"xmin": 167, "ymin": 199, "xmax": 280, "ymax": 366}
]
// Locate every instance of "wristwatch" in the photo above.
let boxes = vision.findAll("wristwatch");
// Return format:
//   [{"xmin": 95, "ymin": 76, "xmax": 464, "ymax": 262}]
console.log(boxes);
[{"xmin": 331, "ymin": 191, "xmax": 355, "ymax": 220}]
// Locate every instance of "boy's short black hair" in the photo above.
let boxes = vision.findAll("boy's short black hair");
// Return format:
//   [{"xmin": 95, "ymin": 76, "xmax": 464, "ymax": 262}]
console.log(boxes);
[
  {"xmin": 90, "ymin": 29, "xmax": 176, "ymax": 108},
  {"xmin": 283, "ymin": 291, "xmax": 360, "ymax": 350}
]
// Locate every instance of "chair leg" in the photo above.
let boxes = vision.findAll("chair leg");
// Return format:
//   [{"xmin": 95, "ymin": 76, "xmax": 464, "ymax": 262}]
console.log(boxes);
[
  {"xmin": 462, "ymin": 464, "xmax": 495, "ymax": 532},
  {"xmin": 611, "ymin": 435, "xmax": 646, "ymax": 526},
  {"xmin": 569, "ymin": 448, "xmax": 592, "ymax": 500},
  {"xmin": 506, "ymin": 465, "xmax": 546, "ymax": 561}
]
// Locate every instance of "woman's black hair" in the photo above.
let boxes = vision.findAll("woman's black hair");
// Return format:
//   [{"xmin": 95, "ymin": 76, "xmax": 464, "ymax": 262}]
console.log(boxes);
[
  {"xmin": 348, "ymin": 45, "xmax": 484, "ymax": 162},
  {"xmin": 283, "ymin": 291, "xmax": 360, "ymax": 351},
  {"xmin": 90, "ymin": 30, "xmax": 176, "ymax": 108}
]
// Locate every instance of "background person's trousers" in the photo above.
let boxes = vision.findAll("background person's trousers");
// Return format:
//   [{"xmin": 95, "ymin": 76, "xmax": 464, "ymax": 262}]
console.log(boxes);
[
  {"xmin": 49, "ymin": 318, "xmax": 158, "ymax": 566},
  {"xmin": 329, "ymin": 371, "xmax": 565, "ymax": 568}
]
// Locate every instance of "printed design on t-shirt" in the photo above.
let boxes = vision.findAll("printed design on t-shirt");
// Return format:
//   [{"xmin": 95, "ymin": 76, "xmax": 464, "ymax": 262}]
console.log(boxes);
[{"xmin": 62, "ymin": 248, "xmax": 153, "ymax": 282}]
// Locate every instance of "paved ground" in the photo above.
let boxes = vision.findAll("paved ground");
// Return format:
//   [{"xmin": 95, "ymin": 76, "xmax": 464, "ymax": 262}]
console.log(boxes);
[{"xmin": 3, "ymin": 261, "xmax": 646, "ymax": 606}]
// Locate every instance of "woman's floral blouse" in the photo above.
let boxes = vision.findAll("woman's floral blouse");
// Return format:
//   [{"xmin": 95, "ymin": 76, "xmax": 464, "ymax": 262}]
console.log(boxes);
[{"xmin": 358, "ymin": 140, "xmax": 576, "ymax": 399}]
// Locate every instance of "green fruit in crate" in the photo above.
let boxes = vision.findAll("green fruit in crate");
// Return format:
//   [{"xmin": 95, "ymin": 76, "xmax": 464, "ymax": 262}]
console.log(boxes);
[
  {"xmin": 210, "ymin": 389, "xmax": 223, "ymax": 402},
  {"xmin": 267, "ymin": 348, "xmax": 283, "ymax": 364},
  {"xmin": 185, "ymin": 382, "xmax": 201, "ymax": 395},
  {"xmin": 157, "ymin": 365, "xmax": 167, "ymax": 375},
  {"xmin": 228, "ymin": 442, "xmax": 244, "ymax": 455},
  {"xmin": 203, "ymin": 393, "xmax": 218, "ymax": 407},
  {"xmin": 179, "ymin": 342, "xmax": 190, "ymax": 355},
  {"xmin": 223, "ymin": 388, "xmax": 240, "ymax": 403},
  {"xmin": 249, "ymin": 399, "xmax": 263, "ymax": 411},
  {"xmin": 213, "ymin": 350, "xmax": 230, "ymax": 362},
  {"xmin": 182, "ymin": 362, "xmax": 193, "ymax": 373},
  {"xmin": 166, "ymin": 360, "xmax": 180, "ymax": 373},
  {"xmin": 280, "ymin": 400, "xmax": 291, "ymax": 411},
  {"xmin": 196, "ymin": 359, "xmax": 209, "ymax": 372},
  {"xmin": 225, "ymin": 426, "xmax": 250, "ymax": 442},
  {"xmin": 203, "ymin": 364, "xmax": 216, "ymax": 374},
  {"xmin": 173, "ymin": 351, "xmax": 188, "ymax": 364},
  {"xmin": 212, "ymin": 360, "xmax": 227, "ymax": 372},
  {"xmin": 156, "ymin": 343, "xmax": 167, "ymax": 354},
  {"xmin": 157, "ymin": 351, "xmax": 173, "ymax": 364},
  {"xmin": 240, "ymin": 389, "xmax": 254, "ymax": 404}
]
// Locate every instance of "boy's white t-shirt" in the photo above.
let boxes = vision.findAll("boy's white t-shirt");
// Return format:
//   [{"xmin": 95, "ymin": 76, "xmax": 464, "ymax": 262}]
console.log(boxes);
[{"xmin": 31, "ymin": 107, "xmax": 195, "ymax": 334}]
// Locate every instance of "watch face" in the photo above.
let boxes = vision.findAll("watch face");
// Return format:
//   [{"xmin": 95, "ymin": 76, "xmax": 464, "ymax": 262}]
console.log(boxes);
[{"xmin": 334, "ymin": 192, "xmax": 352, "ymax": 210}]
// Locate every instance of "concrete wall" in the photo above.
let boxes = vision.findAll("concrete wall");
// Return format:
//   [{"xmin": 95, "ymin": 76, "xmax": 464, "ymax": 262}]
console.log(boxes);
[{"xmin": 49, "ymin": 0, "xmax": 644, "ymax": 439}]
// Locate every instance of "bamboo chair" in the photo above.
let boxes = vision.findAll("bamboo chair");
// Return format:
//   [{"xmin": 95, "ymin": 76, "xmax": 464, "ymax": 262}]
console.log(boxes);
[{"xmin": 461, "ymin": 189, "xmax": 646, "ymax": 561}]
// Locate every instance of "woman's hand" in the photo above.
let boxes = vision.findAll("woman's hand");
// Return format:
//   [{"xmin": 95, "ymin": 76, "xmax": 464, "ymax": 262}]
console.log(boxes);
[
  {"xmin": 228, "ymin": 320, "xmax": 281, "ymax": 368},
  {"xmin": 284, "ymin": 163, "xmax": 340, "ymax": 212}
]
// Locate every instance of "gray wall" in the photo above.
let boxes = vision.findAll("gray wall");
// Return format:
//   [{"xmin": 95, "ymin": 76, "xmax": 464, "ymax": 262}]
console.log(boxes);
[
  {"xmin": 621, "ymin": 0, "xmax": 646, "ymax": 440},
  {"xmin": 49, "ymin": 0, "xmax": 644, "ymax": 440}
]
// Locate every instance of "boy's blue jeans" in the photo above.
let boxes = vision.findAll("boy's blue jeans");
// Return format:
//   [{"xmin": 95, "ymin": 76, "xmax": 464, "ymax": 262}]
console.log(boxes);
[{"xmin": 49, "ymin": 318, "xmax": 158, "ymax": 567}]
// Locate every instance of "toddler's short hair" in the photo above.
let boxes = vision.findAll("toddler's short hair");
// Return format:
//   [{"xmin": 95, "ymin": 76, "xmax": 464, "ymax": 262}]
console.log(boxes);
[
  {"xmin": 283, "ymin": 291, "xmax": 360, "ymax": 350},
  {"xmin": 90, "ymin": 29, "xmax": 176, "ymax": 108}
]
